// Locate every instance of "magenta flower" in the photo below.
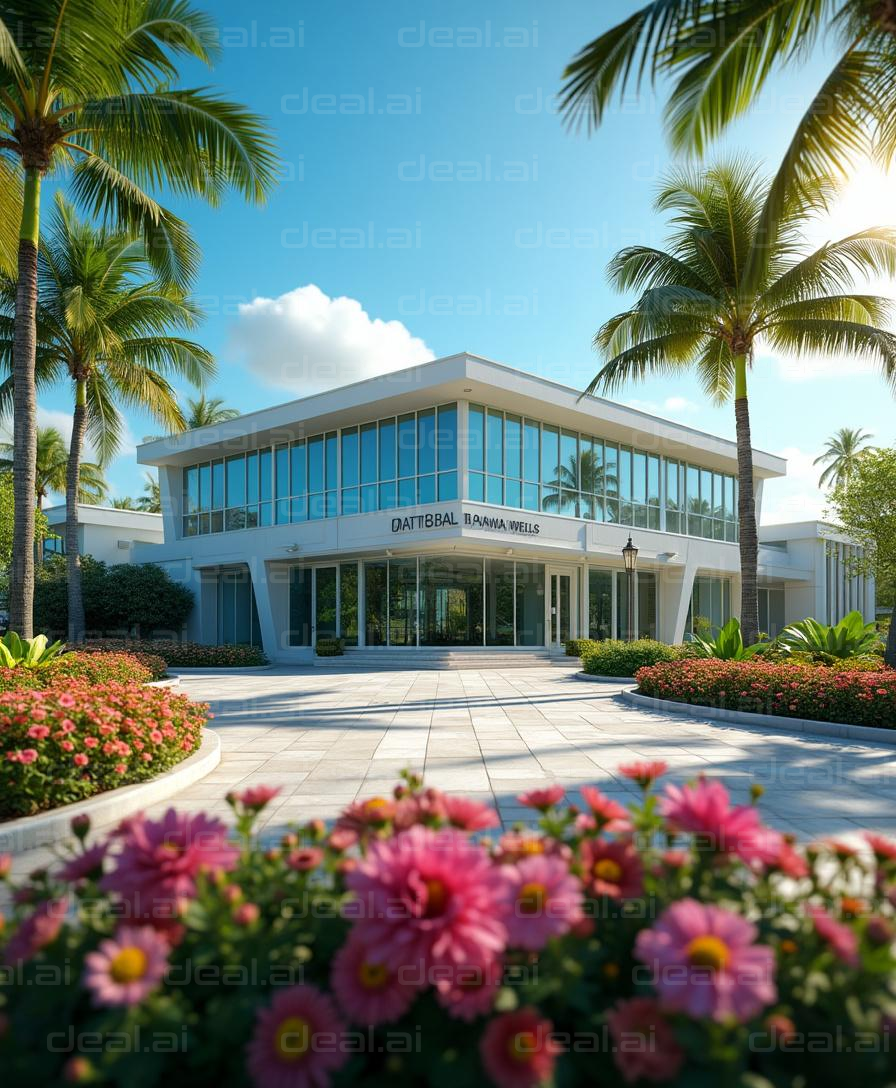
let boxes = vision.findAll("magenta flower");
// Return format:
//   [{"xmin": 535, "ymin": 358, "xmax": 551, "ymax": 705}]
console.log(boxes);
[
  {"xmin": 517, "ymin": 786, "xmax": 565, "ymax": 811},
  {"xmin": 4, "ymin": 898, "xmax": 67, "ymax": 964},
  {"xmin": 579, "ymin": 787, "xmax": 631, "ymax": 831},
  {"xmin": 247, "ymin": 985, "xmax": 348, "ymax": 1088},
  {"xmin": 345, "ymin": 825, "xmax": 508, "ymax": 974},
  {"xmin": 607, "ymin": 997, "xmax": 685, "ymax": 1084},
  {"xmin": 435, "ymin": 956, "xmax": 503, "ymax": 1021},
  {"xmin": 330, "ymin": 931, "xmax": 417, "ymax": 1025},
  {"xmin": 480, "ymin": 1008, "xmax": 561, "ymax": 1088},
  {"xmin": 580, "ymin": 839, "xmax": 644, "ymax": 900},
  {"xmin": 441, "ymin": 795, "xmax": 500, "ymax": 831},
  {"xmin": 635, "ymin": 899, "xmax": 776, "ymax": 1022},
  {"xmin": 661, "ymin": 779, "xmax": 782, "ymax": 865},
  {"xmin": 83, "ymin": 925, "xmax": 168, "ymax": 1007},
  {"xmin": 619, "ymin": 761, "xmax": 669, "ymax": 789},
  {"xmin": 59, "ymin": 844, "xmax": 108, "ymax": 884},
  {"xmin": 500, "ymin": 854, "xmax": 583, "ymax": 950},
  {"xmin": 230, "ymin": 785, "xmax": 282, "ymax": 811},
  {"xmin": 101, "ymin": 809, "xmax": 238, "ymax": 922},
  {"xmin": 808, "ymin": 905, "xmax": 860, "ymax": 967},
  {"xmin": 285, "ymin": 847, "xmax": 324, "ymax": 873}
]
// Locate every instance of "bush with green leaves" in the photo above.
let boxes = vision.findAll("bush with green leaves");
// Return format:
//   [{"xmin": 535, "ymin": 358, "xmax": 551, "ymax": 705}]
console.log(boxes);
[
  {"xmin": 0, "ymin": 632, "xmax": 68, "ymax": 670},
  {"xmin": 35, "ymin": 556, "xmax": 193, "ymax": 639},
  {"xmin": 581, "ymin": 639, "xmax": 682, "ymax": 677},
  {"xmin": 689, "ymin": 617, "xmax": 769, "ymax": 661},
  {"xmin": 315, "ymin": 637, "xmax": 344, "ymax": 657},
  {"xmin": 776, "ymin": 611, "xmax": 883, "ymax": 660},
  {"xmin": 564, "ymin": 638, "xmax": 599, "ymax": 658},
  {"xmin": 84, "ymin": 639, "xmax": 267, "ymax": 668}
]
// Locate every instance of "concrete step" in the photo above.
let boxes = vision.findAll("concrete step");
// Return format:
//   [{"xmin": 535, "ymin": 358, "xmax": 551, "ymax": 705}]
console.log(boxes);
[{"xmin": 312, "ymin": 648, "xmax": 567, "ymax": 670}]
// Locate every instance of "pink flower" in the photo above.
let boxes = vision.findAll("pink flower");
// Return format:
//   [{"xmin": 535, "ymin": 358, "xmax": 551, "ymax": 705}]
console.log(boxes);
[
  {"xmin": 336, "ymin": 796, "xmax": 396, "ymax": 834},
  {"xmin": 101, "ymin": 809, "xmax": 238, "ymax": 923},
  {"xmin": 579, "ymin": 787, "xmax": 631, "ymax": 831},
  {"xmin": 500, "ymin": 854, "xmax": 583, "ymax": 950},
  {"xmin": 285, "ymin": 848, "xmax": 324, "ymax": 873},
  {"xmin": 607, "ymin": 997, "xmax": 685, "ymax": 1084},
  {"xmin": 808, "ymin": 905, "xmax": 859, "ymax": 967},
  {"xmin": 580, "ymin": 839, "xmax": 644, "ymax": 900},
  {"xmin": 330, "ymin": 931, "xmax": 417, "ymax": 1025},
  {"xmin": 480, "ymin": 1008, "xmax": 560, "ymax": 1088},
  {"xmin": 635, "ymin": 899, "xmax": 776, "ymax": 1022},
  {"xmin": 661, "ymin": 780, "xmax": 781, "ymax": 865},
  {"xmin": 27, "ymin": 724, "xmax": 50, "ymax": 740},
  {"xmin": 231, "ymin": 785, "xmax": 282, "ymax": 811},
  {"xmin": 247, "ymin": 985, "xmax": 348, "ymax": 1088},
  {"xmin": 4, "ymin": 898, "xmax": 68, "ymax": 964},
  {"xmin": 866, "ymin": 833, "xmax": 896, "ymax": 864},
  {"xmin": 441, "ymin": 795, "xmax": 500, "ymax": 831},
  {"xmin": 619, "ymin": 761, "xmax": 669, "ymax": 789},
  {"xmin": 328, "ymin": 827, "xmax": 359, "ymax": 851},
  {"xmin": 233, "ymin": 903, "xmax": 260, "ymax": 926},
  {"xmin": 73, "ymin": 753, "xmax": 89, "ymax": 767},
  {"xmin": 435, "ymin": 956, "xmax": 503, "ymax": 1021},
  {"xmin": 517, "ymin": 786, "xmax": 565, "ymax": 811},
  {"xmin": 345, "ymin": 825, "xmax": 507, "ymax": 974},
  {"xmin": 83, "ymin": 925, "xmax": 168, "ymax": 1007},
  {"xmin": 58, "ymin": 692, "xmax": 76, "ymax": 708},
  {"xmin": 0, "ymin": 853, "xmax": 11, "ymax": 879},
  {"xmin": 59, "ymin": 844, "xmax": 107, "ymax": 884},
  {"xmin": 19, "ymin": 748, "xmax": 38, "ymax": 764}
]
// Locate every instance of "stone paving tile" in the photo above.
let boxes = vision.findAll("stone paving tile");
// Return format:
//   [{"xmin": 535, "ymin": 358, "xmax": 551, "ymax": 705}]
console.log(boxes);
[{"xmin": 10, "ymin": 662, "xmax": 896, "ymax": 880}]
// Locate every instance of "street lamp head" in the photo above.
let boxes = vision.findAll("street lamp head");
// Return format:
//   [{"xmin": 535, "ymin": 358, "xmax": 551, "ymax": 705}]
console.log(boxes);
[{"xmin": 622, "ymin": 535, "xmax": 639, "ymax": 572}]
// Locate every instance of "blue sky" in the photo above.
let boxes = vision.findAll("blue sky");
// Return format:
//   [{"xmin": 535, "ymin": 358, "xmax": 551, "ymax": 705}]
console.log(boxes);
[{"xmin": 36, "ymin": 0, "xmax": 894, "ymax": 521}]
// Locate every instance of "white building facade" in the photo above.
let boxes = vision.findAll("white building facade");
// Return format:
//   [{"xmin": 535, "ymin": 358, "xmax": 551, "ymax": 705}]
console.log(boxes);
[
  {"xmin": 134, "ymin": 355, "xmax": 875, "ymax": 662},
  {"xmin": 43, "ymin": 504, "xmax": 164, "ymax": 566}
]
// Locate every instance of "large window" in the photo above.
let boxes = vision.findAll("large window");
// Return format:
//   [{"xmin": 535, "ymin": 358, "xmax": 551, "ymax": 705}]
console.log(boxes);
[
  {"xmin": 183, "ymin": 404, "xmax": 458, "ymax": 537},
  {"xmin": 758, "ymin": 586, "xmax": 785, "ymax": 638},
  {"xmin": 287, "ymin": 563, "xmax": 359, "ymax": 647},
  {"xmin": 615, "ymin": 571, "xmax": 657, "ymax": 640},
  {"xmin": 686, "ymin": 576, "xmax": 732, "ymax": 637},
  {"xmin": 420, "ymin": 556, "xmax": 484, "ymax": 646},
  {"xmin": 467, "ymin": 404, "xmax": 738, "ymax": 542},
  {"xmin": 217, "ymin": 569, "xmax": 262, "ymax": 646}
]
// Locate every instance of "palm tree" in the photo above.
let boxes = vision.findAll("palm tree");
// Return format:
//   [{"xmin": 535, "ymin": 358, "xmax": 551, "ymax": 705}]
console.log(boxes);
[
  {"xmin": 111, "ymin": 497, "xmax": 137, "ymax": 510},
  {"xmin": 0, "ymin": 425, "xmax": 107, "ymax": 509},
  {"xmin": 0, "ymin": 0, "xmax": 278, "ymax": 636},
  {"xmin": 561, "ymin": 0, "xmax": 896, "ymax": 242},
  {"xmin": 814, "ymin": 427, "xmax": 875, "ymax": 488},
  {"xmin": 542, "ymin": 448, "xmax": 618, "ymax": 512},
  {"xmin": 136, "ymin": 473, "xmax": 161, "ymax": 513},
  {"xmin": 186, "ymin": 395, "xmax": 240, "ymax": 430},
  {"xmin": 0, "ymin": 197, "xmax": 214, "ymax": 641},
  {"xmin": 586, "ymin": 158, "xmax": 896, "ymax": 645}
]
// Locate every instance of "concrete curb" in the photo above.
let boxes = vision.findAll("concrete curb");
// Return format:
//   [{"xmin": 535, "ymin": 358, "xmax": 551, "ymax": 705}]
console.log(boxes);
[
  {"xmin": 0, "ymin": 731, "xmax": 221, "ymax": 854},
  {"xmin": 577, "ymin": 672, "xmax": 637, "ymax": 684},
  {"xmin": 168, "ymin": 665, "xmax": 273, "ymax": 675},
  {"xmin": 145, "ymin": 677, "xmax": 180, "ymax": 688},
  {"xmin": 622, "ymin": 688, "xmax": 896, "ymax": 746}
]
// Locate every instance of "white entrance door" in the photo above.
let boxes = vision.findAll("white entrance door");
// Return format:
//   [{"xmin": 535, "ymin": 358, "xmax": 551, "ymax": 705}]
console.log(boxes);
[{"xmin": 547, "ymin": 568, "xmax": 575, "ymax": 647}]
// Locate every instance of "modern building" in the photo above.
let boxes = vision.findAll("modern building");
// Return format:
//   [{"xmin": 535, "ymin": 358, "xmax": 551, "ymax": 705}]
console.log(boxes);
[
  {"xmin": 43, "ymin": 504, "xmax": 164, "ymax": 566},
  {"xmin": 133, "ymin": 354, "xmax": 875, "ymax": 662}
]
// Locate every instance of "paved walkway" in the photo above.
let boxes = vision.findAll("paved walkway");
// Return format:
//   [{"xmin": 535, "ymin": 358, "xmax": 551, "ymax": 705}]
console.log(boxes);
[{"xmin": 10, "ymin": 664, "xmax": 896, "ymax": 877}]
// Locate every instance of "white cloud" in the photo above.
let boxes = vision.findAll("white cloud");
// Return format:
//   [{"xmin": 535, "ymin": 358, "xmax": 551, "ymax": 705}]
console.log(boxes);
[
  {"xmin": 230, "ymin": 284, "xmax": 434, "ymax": 395},
  {"xmin": 624, "ymin": 395, "xmax": 700, "ymax": 418},
  {"xmin": 760, "ymin": 445, "xmax": 828, "ymax": 526}
]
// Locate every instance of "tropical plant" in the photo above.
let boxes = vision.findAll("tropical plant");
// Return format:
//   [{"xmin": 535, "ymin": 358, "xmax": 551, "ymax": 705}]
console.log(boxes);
[
  {"xmin": 561, "ymin": 1, "xmax": 896, "ymax": 251},
  {"xmin": 0, "ymin": 425, "xmax": 107, "ymax": 510},
  {"xmin": 0, "ymin": 630, "xmax": 67, "ymax": 669},
  {"xmin": 0, "ymin": 0, "xmax": 278, "ymax": 638},
  {"xmin": 542, "ymin": 448, "xmax": 618, "ymax": 512},
  {"xmin": 585, "ymin": 157, "xmax": 896, "ymax": 645},
  {"xmin": 776, "ymin": 610, "xmax": 883, "ymax": 659},
  {"xmin": 689, "ymin": 617, "xmax": 768, "ymax": 660},
  {"xmin": 814, "ymin": 426, "xmax": 875, "ymax": 488},
  {"xmin": 136, "ymin": 473, "xmax": 161, "ymax": 513},
  {"xmin": 110, "ymin": 497, "xmax": 138, "ymax": 510},
  {"xmin": 0, "ymin": 198, "xmax": 214, "ymax": 642},
  {"xmin": 186, "ymin": 394, "xmax": 240, "ymax": 429}
]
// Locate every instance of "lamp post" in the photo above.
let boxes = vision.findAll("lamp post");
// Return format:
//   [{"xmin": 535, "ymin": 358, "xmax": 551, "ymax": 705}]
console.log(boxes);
[{"xmin": 622, "ymin": 536, "xmax": 639, "ymax": 642}]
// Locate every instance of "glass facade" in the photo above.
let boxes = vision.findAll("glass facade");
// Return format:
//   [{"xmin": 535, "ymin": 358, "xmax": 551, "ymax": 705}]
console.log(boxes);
[
  {"xmin": 216, "ymin": 570, "xmax": 262, "ymax": 646},
  {"xmin": 467, "ymin": 404, "xmax": 738, "ymax": 542},
  {"xmin": 587, "ymin": 569, "xmax": 657, "ymax": 641},
  {"xmin": 183, "ymin": 404, "xmax": 458, "ymax": 536},
  {"xmin": 686, "ymin": 575, "xmax": 732, "ymax": 637},
  {"xmin": 288, "ymin": 563, "xmax": 361, "ymax": 647}
]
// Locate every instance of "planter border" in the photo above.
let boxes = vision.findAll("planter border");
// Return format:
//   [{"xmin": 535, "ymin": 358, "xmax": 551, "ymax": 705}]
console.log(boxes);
[
  {"xmin": 622, "ymin": 688, "xmax": 896, "ymax": 746},
  {"xmin": 0, "ymin": 731, "xmax": 221, "ymax": 854},
  {"xmin": 577, "ymin": 672, "xmax": 637, "ymax": 684}
]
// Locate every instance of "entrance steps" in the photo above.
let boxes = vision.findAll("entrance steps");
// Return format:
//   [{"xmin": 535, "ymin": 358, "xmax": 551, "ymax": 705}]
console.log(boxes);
[{"xmin": 313, "ymin": 647, "xmax": 573, "ymax": 670}]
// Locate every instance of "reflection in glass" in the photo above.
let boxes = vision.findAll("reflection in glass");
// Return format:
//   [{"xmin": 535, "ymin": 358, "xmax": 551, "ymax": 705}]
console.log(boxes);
[
  {"xmin": 360, "ymin": 423, "xmax": 377, "ymax": 484},
  {"xmin": 515, "ymin": 562, "xmax": 545, "ymax": 646},
  {"xmin": 588, "ymin": 569, "xmax": 612, "ymax": 640},
  {"xmin": 437, "ymin": 404, "xmax": 457, "ymax": 471},
  {"xmin": 388, "ymin": 558, "xmax": 417, "ymax": 646},
  {"xmin": 485, "ymin": 559, "xmax": 514, "ymax": 645},
  {"xmin": 289, "ymin": 567, "xmax": 312, "ymax": 646},
  {"xmin": 364, "ymin": 561, "xmax": 387, "ymax": 646},
  {"xmin": 342, "ymin": 428, "xmax": 359, "ymax": 487},
  {"xmin": 315, "ymin": 566, "xmax": 337, "ymax": 640},
  {"xmin": 420, "ymin": 557, "xmax": 483, "ymax": 646},
  {"xmin": 418, "ymin": 409, "xmax": 436, "ymax": 476},
  {"xmin": 340, "ymin": 563, "xmax": 359, "ymax": 645},
  {"xmin": 379, "ymin": 419, "xmax": 396, "ymax": 481},
  {"xmin": 487, "ymin": 410, "xmax": 503, "ymax": 476},
  {"xmin": 468, "ymin": 405, "xmax": 484, "ymax": 471},
  {"xmin": 398, "ymin": 414, "xmax": 416, "ymax": 478}
]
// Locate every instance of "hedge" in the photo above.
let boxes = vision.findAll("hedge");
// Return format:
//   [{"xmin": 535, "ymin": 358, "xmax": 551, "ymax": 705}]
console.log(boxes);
[
  {"xmin": 635, "ymin": 657, "xmax": 896, "ymax": 729},
  {"xmin": 564, "ymin": 638, "xmax": 599, "ymax": 658},
  {"xmin": 315, "ymin": 637, "xmax": 344, "ymax": 656},
  {"xmin": 581, "ymin": 639, "xmax": 682, "ymax": 676},
  {"xmin": 83, "ymin": 639, "xmax": 267, "ymax": 668},
  {"xmin": 0, "ymin": 681, "xmax": 208, "ymax": 818}
]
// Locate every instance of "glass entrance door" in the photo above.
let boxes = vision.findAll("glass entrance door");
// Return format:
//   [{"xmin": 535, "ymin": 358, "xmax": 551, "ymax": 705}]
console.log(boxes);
[
  {"xmin": 313, "ymin": 566, "xmax": 338, "ymax": 642},
  {"xmin": 549, "ymin": 571, "xmax": 571, "ymax": 646}
]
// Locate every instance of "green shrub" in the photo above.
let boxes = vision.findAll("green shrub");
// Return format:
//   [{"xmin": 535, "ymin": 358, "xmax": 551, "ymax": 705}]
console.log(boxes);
[
  {"xmin": 581, "ymin": 639, "xmax": 681, "ymax": 676},
  {"xmin": 83, "ymin": 639, "xmax": 267, "ymax": 668},
  {"xmin": 564, "ymin": 638, "xmax": 599, "ymax": 658},
  {"xmin": 689, "ymin": 617, "xmax": 770, "ymax": 660},
  {"xmin": 315, "ymin": 637, "xmax": 344, "ymax": 657},
  {"xmin": 775, "ymin": 611, "xmax": 882, "ymax": 659},
  {"xmin": 0, "ymin": 680, "xmax": 207, "ymax": 818},
  {"xmin": 44, "ymin": 651, "xmax": 155, "ymax": 686},
  {"xmin": 0, "ymin": 631, "xmax": 67, "ymax": 669}
]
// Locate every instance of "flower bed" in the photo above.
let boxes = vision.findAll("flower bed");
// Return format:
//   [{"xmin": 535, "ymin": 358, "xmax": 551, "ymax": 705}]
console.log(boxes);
[
  {"xmin": 636, "ymin": 657, "xmax": 896, "ymax": 728},
  {"xmin": 83, "ymin": 638, "xmax": 267, "ymax": 668},
  {"xmin": 3, "ymin": 769, "xmax": 896, "ymax": 1086},
  {"xmin": 0, "ymin": 682, "xmax": 208, "ymax": 819},
  {"xmin": 581, "ymin": 638, "xmax": 682, "ymax": 676},
  {"xmin": 0, "ymin": 651, "xmax": 168, "ymax": 693}
]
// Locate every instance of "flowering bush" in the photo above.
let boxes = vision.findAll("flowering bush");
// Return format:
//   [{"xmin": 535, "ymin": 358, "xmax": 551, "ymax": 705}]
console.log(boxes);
[
  {"xmin": 3, "ymin": 769, "xmax": 896, "ymax": 1086},
  {"xmin": 636, "ymin": 657, "xmax": 896, "ymax": 728},
  {"xmin": 582, "ymin": 638, "xmax": 682, "ymax": 676},
  {"xmin": 0, "ymin": 682, "xmax": 208, "ymax": 818},
  {"xmin": 0, "ymin": 651, "xmax": 168, "ymax": 693},
  {"xmin": 84, "ymin": 638, "xmax": 268, "ymax": 668}
]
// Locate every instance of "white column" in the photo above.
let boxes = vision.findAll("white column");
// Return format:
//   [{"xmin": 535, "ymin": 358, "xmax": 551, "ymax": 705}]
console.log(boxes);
[{"xmin": 249, "ymin": 558, "xmax": 280, "ymax": 661}]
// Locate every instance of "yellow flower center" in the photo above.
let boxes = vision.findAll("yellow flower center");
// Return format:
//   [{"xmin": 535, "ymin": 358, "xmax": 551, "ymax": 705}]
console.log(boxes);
[
  {"xmin": 109, "ymin": 947, "xmax": 148, "ymax": 984},
  {"xmin": 275, "ymin": 1016, "xmax": 311, "ymax": 1062},
  {"xmin": 518, "ymin": 839, "xmax": 545, "ymax": 856},
  {"xmin": 518, "ymin": 881, "xmax": 548, "ymax": 915},
  {"xmin": 364, "ymin": 798, "xmax": 390, "ymax": 821},
  {"xmin": 358, "ymin": 961, "xmax": 390, "ymax": 990},
  {"xmin": 507, "ymin": 1030, "xmax": 538, "ymax": 1063},
  {"xmin": 423, "ymin": 878, "xmax": 449, "ymax": 917},
  {"xmin": 593, "ymin": 858, "xmax": 622, "ymax": 884},
  {"xmin": 686, "ymin": 935, "xmax": 730, "ymax": 971}
]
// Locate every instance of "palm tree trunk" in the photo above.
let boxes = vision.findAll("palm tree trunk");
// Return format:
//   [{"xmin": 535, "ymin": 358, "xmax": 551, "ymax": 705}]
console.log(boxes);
[
  {"xmin": 66, "ymin": 378, "xmax": 88, "ymax": 643},
  {"xmin": 734, "ymin": 356, "xmax": 760, "ymax": 645},
  {"xmin": 10, "ymin": 168, "xmax": 41, "ymax": 638}
]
